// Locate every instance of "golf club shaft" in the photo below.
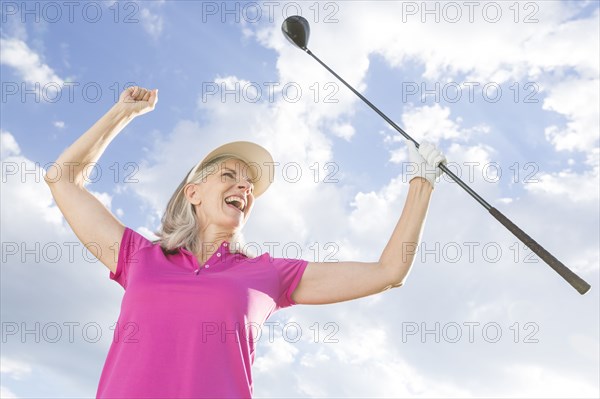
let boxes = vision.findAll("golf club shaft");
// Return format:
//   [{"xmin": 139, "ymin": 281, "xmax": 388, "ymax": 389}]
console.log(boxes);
[
  {"xmin": 306, "ymin": 50, "xmax": 491, "ymax": 206},
  {"xmin": 305, "ymin": 48, "xmax": 591, "ymax": 295}
]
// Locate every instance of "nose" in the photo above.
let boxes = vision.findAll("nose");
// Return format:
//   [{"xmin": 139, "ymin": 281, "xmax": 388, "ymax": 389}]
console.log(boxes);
[{"xmin": 238, "ymin": 179, "xmax": 254, "ymax": 194}]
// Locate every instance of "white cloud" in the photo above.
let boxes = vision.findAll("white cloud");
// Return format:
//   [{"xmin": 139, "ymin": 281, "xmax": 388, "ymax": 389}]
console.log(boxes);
[
  {"xmin": 370, "ymin": 2, "xmax": 597, "ymax": 82},
  {"xmin": 0, "ymin": 6, "xmax": 28, "ymax": 42},
  {"xmin": 267, "ymin": 312, "xmax": 475, "ymax": 398},
  {"xmin": 389, "ymin": 149, "xmax": 407, "ymax": 164},
  {"xmin": 398, "ymin": 103, "xmax": 490, "ymax": 144},
  {"xmin": 568, "ymin": 333, "xmax": 600, "ymax": 362},
  {"xmin": 446, "ymin": 142, "xmax": 495, "ymax": 166},
  {"xmin": 299, "ymin": 348, "xmax": 330, "ymax": 368},
  {"xmin": 383, "ymin": 105, "xmax": 491, "ymax": 166},
  {"xmin": 328, "ymin": 324, "xmax": 389, "ymax": 365},
  {"xmin": 500, "ymin": 364, "xmax": 599, "ymax": 398},
  {"xmin": 1, "ymin": 135, "xmax": 66, "ymax": 229},
  {"xmin": 523, "ymin": 7, "xmax": 600, "ymax": 80},
  {"xmin": 543, "ymin": 78, "xmax": 600, "ymax": 155},
  {"xmin": 525, "ymin": 168, "xmax": 600, "ymax": 203},
  {"xmin": 0, "ymin": 357, "xmax": 32, "ymax": 380},
  {"xmin": 0, "ymin": 38, "xmax": 63, "ymax": 87},
  {"xmin": 402, "ymin": 103, "xmax": 463, "ymax": 142},
  {"xmin": 348, "ymin": 176, "xmax": 406, "ymax": 252},
  {"xmin": 254, "ymin": 337, "xmax": 299, "ymax": 373},
  {"xmin": 1, "ymin": 130, "xmax": 21, "ymax": 158},
  {"xmin": 139, "ymin": 8, "xmax": 164, "ymax": 39},
  {"xmin": 0, "ymin": 386, "xmax": 18, "ymax": 399},
  {"xmin": 53, "ymin": 121, "xmax": 65, "ymax": 129},
  {"xmin": 330, "ymin": 122, "xmax": 355, "ymax": 141}
]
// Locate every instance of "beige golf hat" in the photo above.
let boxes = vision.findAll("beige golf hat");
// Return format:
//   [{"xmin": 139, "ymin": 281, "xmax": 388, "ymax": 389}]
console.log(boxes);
[{"xmin": 186, "ymin": 141, "xmax": 274, "ymax": 198}]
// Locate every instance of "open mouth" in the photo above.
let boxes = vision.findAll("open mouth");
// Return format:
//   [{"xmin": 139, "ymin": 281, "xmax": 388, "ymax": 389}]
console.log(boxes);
[{"xmin": 224, "ymin": 195, "xmax": 246, "ymax": 213}]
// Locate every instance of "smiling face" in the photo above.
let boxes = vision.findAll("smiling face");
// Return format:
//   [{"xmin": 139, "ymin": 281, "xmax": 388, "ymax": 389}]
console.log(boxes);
[{"xmin": 183, "ymin": 158, "xmax": 256, "ymax": 234}]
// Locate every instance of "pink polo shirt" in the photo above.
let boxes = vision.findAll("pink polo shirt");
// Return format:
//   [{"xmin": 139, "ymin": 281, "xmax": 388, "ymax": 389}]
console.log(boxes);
[{"xmin": 96, "ymin": 227, "xmax": 308, "ymax": 398}]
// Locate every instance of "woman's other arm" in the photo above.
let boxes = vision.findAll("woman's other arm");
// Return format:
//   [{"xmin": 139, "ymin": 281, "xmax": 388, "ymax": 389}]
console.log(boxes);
[{"xmin": 292, "ymin": 141, "xmax": 445, "ymax": 305}]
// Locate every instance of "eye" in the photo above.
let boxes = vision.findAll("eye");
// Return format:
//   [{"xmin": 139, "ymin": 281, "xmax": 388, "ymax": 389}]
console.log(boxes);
[{"xmin": 223, "ymin": 172, "xmax": 234, "ymax": 179}]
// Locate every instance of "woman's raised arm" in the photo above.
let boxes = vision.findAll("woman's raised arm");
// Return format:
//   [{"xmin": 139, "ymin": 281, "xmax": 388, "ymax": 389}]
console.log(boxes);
[
  {"xmin": 44, "ymin": 86, "xmax": 158, "ymax": 274},
  {"xmin": 292, "ymin": 141, "xmax": 446, "ymax": 305}
]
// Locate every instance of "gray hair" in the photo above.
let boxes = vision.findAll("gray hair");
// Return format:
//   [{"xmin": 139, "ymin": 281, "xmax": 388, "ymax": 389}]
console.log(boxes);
[{"xmin": 153, "ymin": 155, "xmax": 253, "ymax": 258}]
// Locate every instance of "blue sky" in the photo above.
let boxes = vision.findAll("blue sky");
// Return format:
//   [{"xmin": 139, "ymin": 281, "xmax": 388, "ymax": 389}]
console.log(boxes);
[{"xmin": 1, "ymin": 1, "xmax": 599, "ymax": 398}]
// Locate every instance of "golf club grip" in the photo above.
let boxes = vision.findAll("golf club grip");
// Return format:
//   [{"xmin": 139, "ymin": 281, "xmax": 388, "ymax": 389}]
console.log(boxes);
[{"xmin": 489, "ymin": 207, "xmax": 591, "ymax": 295}]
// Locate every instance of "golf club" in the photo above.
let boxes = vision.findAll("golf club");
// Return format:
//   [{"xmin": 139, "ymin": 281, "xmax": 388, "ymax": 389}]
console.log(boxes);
[{"xmin": 282, "ymin": 15, "xmax": 591, "ymax": 295}]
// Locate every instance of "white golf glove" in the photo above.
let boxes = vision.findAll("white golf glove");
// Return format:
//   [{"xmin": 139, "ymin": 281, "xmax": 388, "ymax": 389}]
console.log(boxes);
[{"xmin": 406, "ymin": 140, "xmax": 447, "ymax": 188}]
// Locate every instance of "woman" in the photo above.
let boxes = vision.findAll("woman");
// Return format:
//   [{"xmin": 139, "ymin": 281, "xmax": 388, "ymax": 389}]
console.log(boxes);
[{"xmin": 44, "ymin": 86, "xmax": 446, "ymax": 398}]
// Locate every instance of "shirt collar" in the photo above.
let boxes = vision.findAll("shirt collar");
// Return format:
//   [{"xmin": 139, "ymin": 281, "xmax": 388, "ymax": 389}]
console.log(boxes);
[{"xmin": 179, "ymin": 241, "xmax": 231, "ymax": 260}]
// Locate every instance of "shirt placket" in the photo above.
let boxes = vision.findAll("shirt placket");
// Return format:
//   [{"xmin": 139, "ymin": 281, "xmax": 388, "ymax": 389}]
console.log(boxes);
[{"xmin": 193, "ymin": 242, "xmax": 228, "ymax": 275}]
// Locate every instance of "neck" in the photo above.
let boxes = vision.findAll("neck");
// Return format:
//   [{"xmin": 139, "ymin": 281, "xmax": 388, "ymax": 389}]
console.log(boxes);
[{"xmin": 195, "ymin": 226, "xmax": 235, "ymax": 264}]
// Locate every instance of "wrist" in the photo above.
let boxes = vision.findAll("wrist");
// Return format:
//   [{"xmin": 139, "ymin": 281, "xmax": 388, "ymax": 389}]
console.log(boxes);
[
  {"xmin": 409, "ymin": 176, "xmax": 434, "ymax": 191},
  {"xmin": 109, "ymin": 103, "xmax": 136, "ymax": 123}
]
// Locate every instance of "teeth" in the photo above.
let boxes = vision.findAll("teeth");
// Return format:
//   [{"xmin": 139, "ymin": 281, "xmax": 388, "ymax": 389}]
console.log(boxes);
[{"xmin": 225, "ymin": 195, "xmax": 246, "ymax": 212}]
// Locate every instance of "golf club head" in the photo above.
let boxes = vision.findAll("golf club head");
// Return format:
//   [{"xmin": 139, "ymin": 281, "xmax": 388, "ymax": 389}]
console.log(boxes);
[{"xmin": 281, "ymin": 15, "xmax": 310, "ymax": 50}]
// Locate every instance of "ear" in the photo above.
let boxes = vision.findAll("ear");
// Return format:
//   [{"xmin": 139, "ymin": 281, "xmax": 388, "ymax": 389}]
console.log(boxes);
[{"xmin": 183, "ymin": 183, "xmax": 202, "ymax": 205}]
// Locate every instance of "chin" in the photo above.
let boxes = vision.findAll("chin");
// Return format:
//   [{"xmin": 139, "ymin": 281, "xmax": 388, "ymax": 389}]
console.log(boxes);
[
  {"xmin": 222, "ymin": 204, "xmax": 251, "ymax": 229},
  {"xmin": 225, "ymin": 216, "xmax": 246, "ymax": 230}
]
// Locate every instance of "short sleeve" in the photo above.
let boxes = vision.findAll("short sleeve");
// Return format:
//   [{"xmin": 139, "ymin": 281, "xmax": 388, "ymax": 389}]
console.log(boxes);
[
  {"xmin": 110, "ymin": 227, "xmax": 154, "ymax": 289},
  {"xmin": 270, "ymin": 256, "xmax": 309, "ymax": 310}
]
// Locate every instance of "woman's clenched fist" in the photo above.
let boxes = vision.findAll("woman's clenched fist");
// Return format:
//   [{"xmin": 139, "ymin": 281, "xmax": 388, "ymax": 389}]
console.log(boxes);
[{"xmin": 117, "ymin": 86, "xmax": 158, "ymax": 118}]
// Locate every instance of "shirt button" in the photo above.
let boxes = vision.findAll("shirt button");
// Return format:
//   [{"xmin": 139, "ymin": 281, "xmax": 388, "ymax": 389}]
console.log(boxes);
[
  {"xmin": 194, "ymin": 269, "xmax": 200, "ymax": 274},
  {"xmin": 223, "ymin": 243, "xmax": 228, "ymax": 247},
  {"xmin": 205, "ymin": 264, "xmax": 210, "ymax": 268},
  {"xmin": 216, "ymin": 253, "xmax": 221, "ymax": 257}
]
